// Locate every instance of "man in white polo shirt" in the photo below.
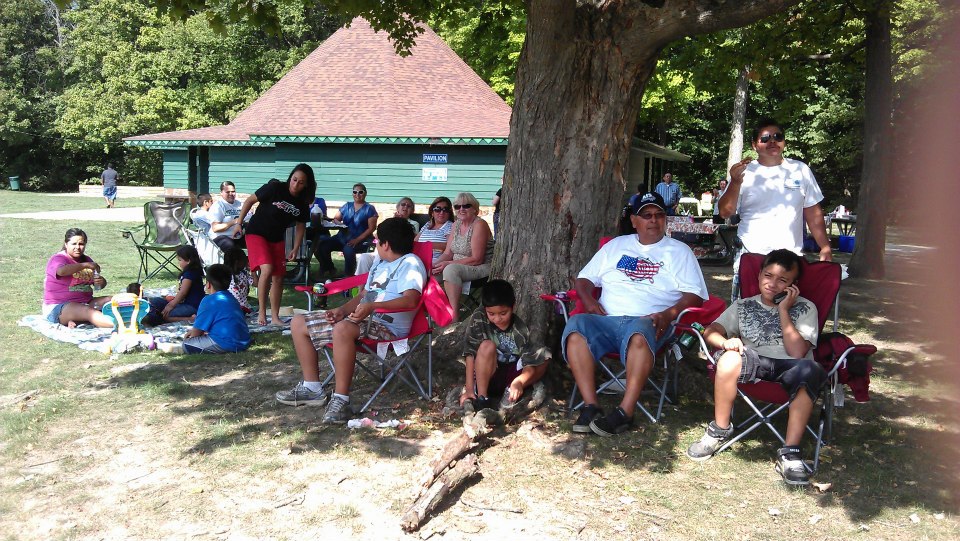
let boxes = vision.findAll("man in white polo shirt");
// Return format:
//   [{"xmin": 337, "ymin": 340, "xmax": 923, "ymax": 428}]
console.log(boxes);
[{"xmin": 718, "ymin": 118, "xmax": 832, "ymax": 299}]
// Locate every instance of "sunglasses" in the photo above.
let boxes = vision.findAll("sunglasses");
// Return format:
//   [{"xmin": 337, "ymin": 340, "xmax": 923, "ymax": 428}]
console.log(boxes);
[
  {"xmin": 636, "ymin": 210, "xmax": 666, "ymax": 220},
  {"xmin": 398, "ymin": 202, "xmax": 413, "ymax": 208},
  {"xmin": 453, "ymin": 204, "xmax": 473, "ymax": 210},
  {"xmin": 432, "ymin": 206, "xmax": 451, "ymax": 213},
  {"xmin": 353, "ymin": 190, "xmax": 365, "ymax": 195},
  {"xmin": 758, "ymin": 132, "xmax": 785, "ymax": 143}
]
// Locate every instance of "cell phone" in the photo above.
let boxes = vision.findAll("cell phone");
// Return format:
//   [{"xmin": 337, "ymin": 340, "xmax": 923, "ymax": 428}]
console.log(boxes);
[{"xmin": 773, "ymin": 292, "xmax": 787, "ymax": 304}]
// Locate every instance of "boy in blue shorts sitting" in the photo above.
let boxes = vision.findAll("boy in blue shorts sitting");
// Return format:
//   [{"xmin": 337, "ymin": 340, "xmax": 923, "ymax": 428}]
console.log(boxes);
[
  {"xmin": 182, "ymin": 264, "xmax": 251, "ymax": 354},
  {"xmin": 459, "ymin": 279, "xmax": 550, "ymax": 413},
  {"xmin": 686, "ymin": 249, "xmax": 824, "ymax": 486}
]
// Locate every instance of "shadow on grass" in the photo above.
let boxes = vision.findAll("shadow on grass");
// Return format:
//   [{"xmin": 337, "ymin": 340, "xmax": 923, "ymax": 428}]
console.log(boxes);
[
  {"xmin": 94, "ymin": 236, "xmax": 958, "ymax": 526},
  {"xmin": 98, "ymin": 333, "xmax": 442, "ymax": 462}
]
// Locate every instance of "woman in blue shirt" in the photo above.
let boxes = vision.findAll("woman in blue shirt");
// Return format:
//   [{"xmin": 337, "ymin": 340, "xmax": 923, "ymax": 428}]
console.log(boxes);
[{"xmin": 313, "ymin": 183, "xmax": 378, "ymax": 278}]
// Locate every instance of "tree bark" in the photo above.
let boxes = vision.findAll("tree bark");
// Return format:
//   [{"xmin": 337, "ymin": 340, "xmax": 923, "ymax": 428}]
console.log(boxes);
[
  {"xmin": 849, "ymin": 0, "xmax": 891, "ymax": 279},
  {"xmin": 726, "ymin": 65, "xmax": 751, "ymax": 173},
  {"xmin": 494, "ymin": 0, "xmax": 803, "ymax": 342},
  {"xmin": 400, "ymin": 454, "xmax": 480, "ymax": 532}
]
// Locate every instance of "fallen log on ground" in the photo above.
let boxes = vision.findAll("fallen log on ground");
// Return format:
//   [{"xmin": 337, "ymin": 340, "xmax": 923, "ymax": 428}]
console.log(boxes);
[
  {"xmin": 401, "ymin": 409, "xmax": 499, "ymax": 531},
  {"xmin": 400, "ymin": 453, "xmax": 480, "ymax": 532}
]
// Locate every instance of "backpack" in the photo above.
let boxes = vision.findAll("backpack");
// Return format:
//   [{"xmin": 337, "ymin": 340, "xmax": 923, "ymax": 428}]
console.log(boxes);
[{"xmin": 815, "ymin": 332, "xmax": 870, "ymax": 377}]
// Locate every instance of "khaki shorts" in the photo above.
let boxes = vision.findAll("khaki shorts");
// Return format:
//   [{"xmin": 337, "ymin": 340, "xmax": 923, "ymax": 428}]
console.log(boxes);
[{"xmin": 303, "ymin": 310, "xmax": 397, "ymax": 350}]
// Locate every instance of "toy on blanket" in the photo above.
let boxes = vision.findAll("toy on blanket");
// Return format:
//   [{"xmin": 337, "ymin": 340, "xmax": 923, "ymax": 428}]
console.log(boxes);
[{"xmin": 103, "ymin": 291, "xmax": 156, "ymax": 353}]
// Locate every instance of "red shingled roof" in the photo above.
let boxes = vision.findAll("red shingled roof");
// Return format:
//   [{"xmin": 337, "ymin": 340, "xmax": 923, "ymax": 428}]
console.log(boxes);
[{"xmin": 127, "ymin": 17, "xmax": 511, "ymax": 142}]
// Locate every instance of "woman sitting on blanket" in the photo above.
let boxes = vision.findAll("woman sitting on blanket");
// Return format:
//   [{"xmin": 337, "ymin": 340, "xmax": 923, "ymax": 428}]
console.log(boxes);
[{"xmin": 43, "ymin": 228, "xmax": 115, "ymax": 328}]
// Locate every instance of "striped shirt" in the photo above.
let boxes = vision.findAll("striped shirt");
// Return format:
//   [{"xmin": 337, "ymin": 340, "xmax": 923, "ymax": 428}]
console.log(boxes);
[{"xmin": 655, "ymin": 181, "xmax": 681, "ymax": 207}]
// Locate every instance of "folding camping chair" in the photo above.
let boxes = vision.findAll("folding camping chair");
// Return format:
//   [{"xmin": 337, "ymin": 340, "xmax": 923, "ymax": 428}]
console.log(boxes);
[
  {"xmin": 295, "ymin": 242, "xmax": 454, "ymax": 412},
  {"xmin": 284, "ymin": 223, "xmax": 311, "ymax": 285},
  {"xmin": 541, "ymin": 235, "xmax": 727, "ymax": 423},
  {"xmin": 692, "ymin": 252, "xmax": 877, "ymax": 473},
  {"xmin": 121, "ymin": 201, "xmax": 190, "ymax": 281}
]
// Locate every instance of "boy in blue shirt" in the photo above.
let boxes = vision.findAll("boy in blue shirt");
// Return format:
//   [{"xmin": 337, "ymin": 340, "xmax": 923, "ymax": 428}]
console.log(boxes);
[{"xmin": 183, "ymin": 264, "xmax": 251, "ymax": 354}]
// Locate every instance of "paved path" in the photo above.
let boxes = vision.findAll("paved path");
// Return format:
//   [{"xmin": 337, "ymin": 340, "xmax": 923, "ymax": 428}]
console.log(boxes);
[{"xmin": 0, "ymin": 207, "xmax": 143, "ymax": 222}]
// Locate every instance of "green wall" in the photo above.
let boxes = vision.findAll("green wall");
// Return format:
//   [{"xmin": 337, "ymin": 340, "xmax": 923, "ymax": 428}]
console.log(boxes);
[
  {"xmin": 162, "ymin": 150, "xmax": 189, "ymax": 189},
  {"xmin": 162, "ymin": 143, "xmax": 506, "ymax": 205},
  {"xmin": 274, "ymin": 143, "xmax": 505, "ymax": 205},
  {"xmin": 207, "ymin": 147, "xmax": 278, "ymax": 194}
]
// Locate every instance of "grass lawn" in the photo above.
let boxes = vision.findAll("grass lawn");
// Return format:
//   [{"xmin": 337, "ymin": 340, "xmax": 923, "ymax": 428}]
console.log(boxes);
[{"xmin": 0, "ymin": 190, "xmax": 957, "ymax": 539}]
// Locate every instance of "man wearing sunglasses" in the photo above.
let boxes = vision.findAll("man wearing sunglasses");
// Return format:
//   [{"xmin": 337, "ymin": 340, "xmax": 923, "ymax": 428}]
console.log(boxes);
[
  {"xmin": 718, "ymin": 118, "xmax": 832, "ymax": 300},
  {"xmin": 563, "ymin": 192, "xmax": 708, "ymax": 436}
]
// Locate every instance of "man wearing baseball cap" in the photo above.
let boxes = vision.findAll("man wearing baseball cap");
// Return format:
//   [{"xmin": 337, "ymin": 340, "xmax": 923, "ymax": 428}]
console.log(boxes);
[{"xmin": 562, "ymin": 192, "xmax": 708, "ymax": 436}]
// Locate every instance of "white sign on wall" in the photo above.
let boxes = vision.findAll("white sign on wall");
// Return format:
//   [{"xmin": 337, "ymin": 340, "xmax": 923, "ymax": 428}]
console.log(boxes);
[{"xmin": 422, "ymin": 167, "xmax": 448, "ymax": 183}]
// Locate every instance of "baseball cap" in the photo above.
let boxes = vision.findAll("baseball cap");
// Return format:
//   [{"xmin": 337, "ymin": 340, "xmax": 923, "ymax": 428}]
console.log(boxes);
[{"xmin": 632, "ymin": 192, "xmax": 666, "ymax": 214}]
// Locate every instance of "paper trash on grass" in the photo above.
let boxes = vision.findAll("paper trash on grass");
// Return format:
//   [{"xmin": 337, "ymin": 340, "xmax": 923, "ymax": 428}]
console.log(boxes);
[{"xmin": 346, "ymin": 418, "xmax": 408, "ymax": 430}]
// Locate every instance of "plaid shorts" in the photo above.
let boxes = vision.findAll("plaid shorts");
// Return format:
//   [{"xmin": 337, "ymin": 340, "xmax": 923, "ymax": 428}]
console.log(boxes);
[{"xmin": 303, "ymin": 310, "xmax": 396, "ymax": 350}]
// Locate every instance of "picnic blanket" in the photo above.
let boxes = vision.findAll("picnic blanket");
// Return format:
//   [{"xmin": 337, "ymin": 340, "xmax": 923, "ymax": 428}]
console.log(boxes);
[
  {"xmin": 18, "ymin": 314, "xmax": 285, "ymax": 354},
  {"xmin": 20, "ymin": 285, "xmax": 287, "ymax": 355}
]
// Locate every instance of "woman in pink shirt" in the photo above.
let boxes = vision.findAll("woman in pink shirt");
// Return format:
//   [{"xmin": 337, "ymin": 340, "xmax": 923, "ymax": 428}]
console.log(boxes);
[{"xmin": 43, "ymin": 228, "xmax": 115, "ymax": 328}]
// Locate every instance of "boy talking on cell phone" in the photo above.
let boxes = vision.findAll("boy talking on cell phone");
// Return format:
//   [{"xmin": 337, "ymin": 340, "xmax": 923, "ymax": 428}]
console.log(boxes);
[{"xmin": 686, "ymin": 249, "xmax": 824, "ymax": 486}]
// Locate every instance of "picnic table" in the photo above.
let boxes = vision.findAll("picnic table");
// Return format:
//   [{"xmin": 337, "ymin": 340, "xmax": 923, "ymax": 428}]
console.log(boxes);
[
  {"xmin": 666, "ymin": 218, "xmax": 738, "ymax": 265},
  {"xmin": 830, "ymin": 215, "xmax": 857, "ymax": 236}
]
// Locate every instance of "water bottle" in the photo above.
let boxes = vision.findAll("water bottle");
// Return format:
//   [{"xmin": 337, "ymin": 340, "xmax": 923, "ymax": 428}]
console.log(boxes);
[
  {"xmin": 678, "ymin": 322, "xmax": 706, "ymax": 348},
  {"xmin": 92, "ymin": 270, "xmax": 101, "ymax": 292}
]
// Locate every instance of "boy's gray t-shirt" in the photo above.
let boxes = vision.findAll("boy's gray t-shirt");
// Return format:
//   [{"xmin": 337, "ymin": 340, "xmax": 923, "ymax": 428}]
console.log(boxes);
[{"xmin": 714, "ymin": 294, "xmax": 819, "ymax": 359}]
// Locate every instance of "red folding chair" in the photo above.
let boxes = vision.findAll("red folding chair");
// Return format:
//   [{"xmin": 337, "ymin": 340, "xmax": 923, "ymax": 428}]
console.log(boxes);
[
  {"xmin": 541, "ymin": 236, "xmax": 727, "ymax": 423},
  {"xmin": 693, "ymin": 253, "xmax": 877, "ymax": 473},
  {"xmin": 294, "ymin": 242, "xmax": 454, "ymax": 412}
]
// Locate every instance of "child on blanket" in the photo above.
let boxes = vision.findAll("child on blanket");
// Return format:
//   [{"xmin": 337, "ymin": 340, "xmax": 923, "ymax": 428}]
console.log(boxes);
[
  {"xmin": 144, "ymin": 246, "xmax": 206, "ymax": 325},
  {"xmin": 182, "ymin": 264, "xmax": 251, "ymax": 354},
  {"xmin": 459, "ymin": 279, "xmax": 550, "ymax": 412},
  {"xmin": 223, "ymin": 247, "xmax": 253, "ymax": 314}
]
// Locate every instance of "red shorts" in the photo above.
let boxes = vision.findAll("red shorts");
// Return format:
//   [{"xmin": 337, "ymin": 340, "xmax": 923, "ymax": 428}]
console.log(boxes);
[{"xmin": 246, "ymin": 234, "xmax": 286, "ymax": 277}]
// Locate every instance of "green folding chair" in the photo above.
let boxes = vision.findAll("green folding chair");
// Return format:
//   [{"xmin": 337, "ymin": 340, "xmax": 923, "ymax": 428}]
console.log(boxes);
[{"xmin": 121, "ymin": 201, "xmax": 190, "ymax": 282}]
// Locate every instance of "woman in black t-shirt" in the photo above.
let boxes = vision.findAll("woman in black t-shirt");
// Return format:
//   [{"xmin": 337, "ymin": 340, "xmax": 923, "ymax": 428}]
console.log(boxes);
[{"xmin": 237, "ymin": 164, "xmax": 315, "ymax": 325}]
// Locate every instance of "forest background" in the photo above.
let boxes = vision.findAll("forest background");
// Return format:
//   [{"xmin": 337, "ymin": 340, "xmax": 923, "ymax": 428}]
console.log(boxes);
[{"xmin": 0, "ymin": 0, "xmax": 951, "ymax": 215}]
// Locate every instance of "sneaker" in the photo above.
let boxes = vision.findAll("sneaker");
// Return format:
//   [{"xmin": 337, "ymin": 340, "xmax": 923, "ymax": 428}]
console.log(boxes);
[
  {"xmin": 589, "ymin": 407, "xmax": 634, "ymax": 437},
  {"xmin": 572, "ymin": 404, "xmax": 603, "ymax": 434},
  {"xmin": 275, "ymin": 382, "xmax": 329, "ymax": 407},
  {"xmin": 473, "ymin": 395, "xmax": 492, "ymax": 411},
  {"xmin": 775, "ymin": 446, "xmax": 811, "ymax": 486},
  {"xmin": 321, "ymin": 395, "xmax": 352, "ymax": 425},
  {"xmin": 686, "ymin": 421, "xmax": 735, "ymax": 462}
]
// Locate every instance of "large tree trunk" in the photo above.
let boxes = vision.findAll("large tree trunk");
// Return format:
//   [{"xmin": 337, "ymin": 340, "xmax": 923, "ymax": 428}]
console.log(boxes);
[
  {"xmin": 726, "ymin": 65, "xmax": 751, "ymax": 173},
  {"xmin": 849, "ymin": 0, "xmax": 891, "ymax": 278},
  {"xmin": 493, "ymin": 0, "xmax": 802, "ymax": 341}
]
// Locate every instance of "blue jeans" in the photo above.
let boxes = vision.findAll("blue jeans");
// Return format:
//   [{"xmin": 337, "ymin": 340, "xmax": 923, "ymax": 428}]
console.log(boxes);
[
  {"xmin": 313, "ymin": 233, "xmax": 371, "ymax": 276},
  {"xmin": 148, "ymin": 297, "xmax": 197, "ymax": 319},
  {"xmin": 561, "ymin": 314, "xmax": 674, "ymax": 363}
]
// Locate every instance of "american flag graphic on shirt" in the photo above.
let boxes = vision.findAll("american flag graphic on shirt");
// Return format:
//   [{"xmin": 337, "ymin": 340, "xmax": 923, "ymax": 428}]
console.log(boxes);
[{"xmin": 616, "ymin": 254, "xmax": 664, "ymax": 283}]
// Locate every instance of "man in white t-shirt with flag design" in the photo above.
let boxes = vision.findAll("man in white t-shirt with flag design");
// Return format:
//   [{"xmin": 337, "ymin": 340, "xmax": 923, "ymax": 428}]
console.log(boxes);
[{"xmin": 562, "ymin": 192, "xmax": 709, "ymax": 437}]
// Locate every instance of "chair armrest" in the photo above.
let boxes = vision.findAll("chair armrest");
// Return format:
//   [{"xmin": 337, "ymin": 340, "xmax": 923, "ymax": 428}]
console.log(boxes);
[
  {"xmin": 301, "ymin": 274, "xmax": 367, "ymax": 297},
  {"xmin": 120, "ymin": 223, "xmax": 147, "ymax": 240}
]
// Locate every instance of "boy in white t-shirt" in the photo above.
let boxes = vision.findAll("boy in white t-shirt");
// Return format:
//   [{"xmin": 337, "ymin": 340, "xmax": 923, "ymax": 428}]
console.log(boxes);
[
  {"xmin": 686, "ymin": 249, "xmax": 824, "ymax": 486},
  {"xmin": 275, "ymin": 218, "xmax": 427, "ymax": 424}
]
